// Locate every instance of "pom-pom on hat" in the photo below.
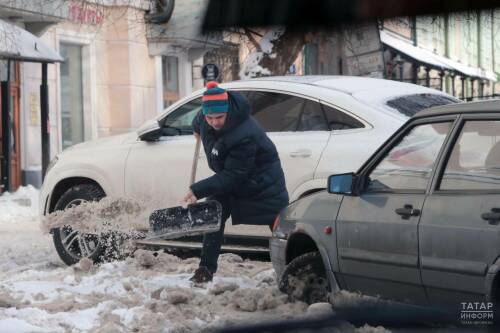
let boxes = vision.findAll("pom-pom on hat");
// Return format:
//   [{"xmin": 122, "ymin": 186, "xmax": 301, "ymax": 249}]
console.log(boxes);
[{"xmin": 202, "ymin": 81, "xmax": 228, "ymax": 115}]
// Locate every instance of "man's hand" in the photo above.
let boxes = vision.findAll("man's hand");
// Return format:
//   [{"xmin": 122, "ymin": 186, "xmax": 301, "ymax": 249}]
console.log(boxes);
[{"xmin": 182, "ymin": 190, "xmax": 197, "ymax": 206}]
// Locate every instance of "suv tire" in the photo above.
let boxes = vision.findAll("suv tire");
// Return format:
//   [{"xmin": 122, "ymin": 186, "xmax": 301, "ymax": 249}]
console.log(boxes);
[
  {"xmin": 279, "ymin": 251, "xmax": 330, "ymax": 304},
  {"xmin": 52, "ymin": 184, "xmax": 117, "ymax": 266}
]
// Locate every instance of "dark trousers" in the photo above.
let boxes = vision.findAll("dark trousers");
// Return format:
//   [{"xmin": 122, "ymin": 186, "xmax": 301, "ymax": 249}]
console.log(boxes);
[{"xmin": 199, "ymin": 195, "xmax": 231, "ymax": 274}]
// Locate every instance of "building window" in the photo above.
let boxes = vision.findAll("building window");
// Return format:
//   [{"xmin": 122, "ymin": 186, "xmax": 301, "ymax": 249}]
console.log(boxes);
[
  {"xmin": 60, "ymin": 43, "xmax": 84, "ymax": 150},
  {"xmin": 0, "ymin": 60, "xmax": 16, "ymax": 82},
  {"xmin": 162, "ymin": 56, "xmax": 179, "ymax": 108}
]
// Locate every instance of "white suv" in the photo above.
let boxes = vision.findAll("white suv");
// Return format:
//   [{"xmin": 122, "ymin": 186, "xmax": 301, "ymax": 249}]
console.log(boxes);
[{"xmin": 40, "ymin": 76, "xmax": 460, "ymax": 265}]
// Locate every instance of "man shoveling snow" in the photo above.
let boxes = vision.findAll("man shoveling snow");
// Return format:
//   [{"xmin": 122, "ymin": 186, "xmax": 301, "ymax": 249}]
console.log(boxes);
[{"xmin": 183, "ymin": 81, "xmax": 289, "ymax": 283}]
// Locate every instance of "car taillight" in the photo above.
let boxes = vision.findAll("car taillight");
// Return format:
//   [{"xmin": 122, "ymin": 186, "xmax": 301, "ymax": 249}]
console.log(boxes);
[{"xmin": 272, "ymin": 215, "xmax": 281, "ymax": 231}]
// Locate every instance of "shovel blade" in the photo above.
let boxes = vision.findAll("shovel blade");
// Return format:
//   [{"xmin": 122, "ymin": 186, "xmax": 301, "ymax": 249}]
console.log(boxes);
[{"xmin": 148, "ymin": 200, "xmax": 222, "ymax": 240}]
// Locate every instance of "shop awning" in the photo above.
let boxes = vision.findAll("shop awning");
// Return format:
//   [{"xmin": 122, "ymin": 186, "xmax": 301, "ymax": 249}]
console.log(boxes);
[
  {"xmin": 380, "ymin": 29, "xmax": 497, "ymax": 82},
  {"xmin": 437, "ymin": 55, "xmax": 497, "ymax": 82},
  {"xmin": 0, "ymin": 19, "xmax": 63, "ymax": 63}
]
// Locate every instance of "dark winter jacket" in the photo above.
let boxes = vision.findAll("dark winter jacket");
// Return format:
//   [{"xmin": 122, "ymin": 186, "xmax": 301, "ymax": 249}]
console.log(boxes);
[{"xmin": 190, "ymin": 91, "xmax": 289, "ymax": 226}]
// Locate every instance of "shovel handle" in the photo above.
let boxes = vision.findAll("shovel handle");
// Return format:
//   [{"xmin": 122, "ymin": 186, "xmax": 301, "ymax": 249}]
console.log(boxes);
[{"xmin": 190, "ymin": 134, "xmax": 201, "ymax": 185}]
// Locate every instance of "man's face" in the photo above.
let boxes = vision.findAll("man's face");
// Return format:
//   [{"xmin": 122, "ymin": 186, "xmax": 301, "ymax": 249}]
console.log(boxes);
[{"xmin": 205, "ymin": 113, "xmax": 227, "ymax": 131}]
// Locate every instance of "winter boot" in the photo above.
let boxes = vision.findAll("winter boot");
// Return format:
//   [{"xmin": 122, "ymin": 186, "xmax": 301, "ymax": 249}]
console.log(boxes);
[{"xmin": 190, "ymin": 266, "xmax": 213, "ymax": 283}]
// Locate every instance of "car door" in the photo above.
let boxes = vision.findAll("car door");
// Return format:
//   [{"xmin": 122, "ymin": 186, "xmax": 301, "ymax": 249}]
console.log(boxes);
[
  {"xmin": 420, "ymin": 116, "xmax": 500, "ymax": 306},
  {"xmin": 124, "ymin": 97, "xmax": 202, "ymax": 217},
  {"xmin": 335, "ymin": 119, "xmax": 454, "ymax": 304},
  {"xmin": 313, "ymin": 102, "xmax": 371, "ymax": 178},
  {"xmin": 240, "ymin": 90, "xmax": 331, "ymax": 196}
]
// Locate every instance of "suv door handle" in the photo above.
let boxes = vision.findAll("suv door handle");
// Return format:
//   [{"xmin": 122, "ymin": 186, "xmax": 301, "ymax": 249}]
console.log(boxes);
[
  {"xmin": 481, "ymin": 208, "xmax": 500, "ymax": 225},
  {"xmin": 290, "ymin": 149, "xmax": 312, "ymax": 158},
  {"xmin": 395, "ymin": 204, "xmax": 421, "ymax": 220}
]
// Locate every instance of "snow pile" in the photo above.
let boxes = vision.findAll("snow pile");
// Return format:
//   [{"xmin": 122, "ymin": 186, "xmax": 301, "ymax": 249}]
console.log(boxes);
[
  {"xmin": 239, "ymin": 27, "xmax": 285, "ymax": 79},
  {"xmin": 0, "ymin": 250, "xmax": 309, "ymax": 332},
  {"xmin": 0, "ymin": 185, "xmax": 39, "ymax": 221},
  {"xmin": 0, "ymin": 186, "xmax": 58, "ymax": 278}
]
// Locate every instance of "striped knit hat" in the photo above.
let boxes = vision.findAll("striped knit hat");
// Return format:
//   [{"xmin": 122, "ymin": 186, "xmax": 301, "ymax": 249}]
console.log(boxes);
[{"xmin": 202, "ymin": 81, "xmax": 228, "ymax": 115}]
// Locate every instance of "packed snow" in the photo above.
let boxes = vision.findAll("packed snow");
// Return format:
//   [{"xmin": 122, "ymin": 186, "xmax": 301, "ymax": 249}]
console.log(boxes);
[{"xmin": 0, "ymin": 186, "xmax": 389, "ymax": 332}]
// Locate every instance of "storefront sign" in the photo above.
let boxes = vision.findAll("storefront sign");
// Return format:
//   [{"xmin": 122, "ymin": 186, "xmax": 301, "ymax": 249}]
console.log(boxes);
[
  {"xmin": 29, "ymin": 93, "xmax": 39, "ymax": 126},
  {"xmin": 69, "ymin": 3, "xmax": 103, "ymax": 25},
  {"xmin": 346, "ymin": 51, "xmax": 385, "ymax": 77},
  {"xmin": 383, "ymin": 18, "xmax": 413, "ymax": 41}
]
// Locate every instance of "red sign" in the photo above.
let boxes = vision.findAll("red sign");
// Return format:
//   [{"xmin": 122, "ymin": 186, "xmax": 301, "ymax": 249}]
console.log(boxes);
[{"xmin": 69, "ymin": 3, "xmax": 103, "ymax": 25}]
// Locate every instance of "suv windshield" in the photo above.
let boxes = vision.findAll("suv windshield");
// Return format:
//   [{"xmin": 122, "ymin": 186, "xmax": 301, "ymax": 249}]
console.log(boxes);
[{"xmin": 386, "ymin": 94, "xmax": 459, "ymax": 118}]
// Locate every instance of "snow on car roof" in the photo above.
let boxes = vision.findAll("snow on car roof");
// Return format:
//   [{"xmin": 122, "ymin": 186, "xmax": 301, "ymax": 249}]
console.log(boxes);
[{"xmin": 245, "ymin": 75, "xmax": 441, "ymax": 95}]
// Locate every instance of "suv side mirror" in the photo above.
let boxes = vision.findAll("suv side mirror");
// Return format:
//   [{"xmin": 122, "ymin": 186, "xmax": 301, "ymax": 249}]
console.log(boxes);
[
  {"xmin": 328, "ymin": 172, "xmax": 359, "ymax": 196},
  {"xmin": 138, "ymin": 120, "xmax": 162, "ymax": 141}
]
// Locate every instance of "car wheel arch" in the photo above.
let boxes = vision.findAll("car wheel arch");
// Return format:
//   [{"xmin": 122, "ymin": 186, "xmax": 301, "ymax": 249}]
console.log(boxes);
[
  {"xmin": 285, "ymin": 232, "xmax": 321, "ymax": 264},
  {"xmin": 285, "ymin": 231, "xmax": 340, "ymax": 295},
  {"xmin": 49, "ymin": 177, "xmax": 106, "ymax": 214},
  {"xmin": 298, "ymin": 188, "xmax": 324, "ymax": 199}
]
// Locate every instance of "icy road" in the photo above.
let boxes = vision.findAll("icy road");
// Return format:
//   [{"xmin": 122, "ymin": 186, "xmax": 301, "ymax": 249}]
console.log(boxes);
[{"xmin": 0, "ymin": 187, "xmax": 388, "ymax": 333}]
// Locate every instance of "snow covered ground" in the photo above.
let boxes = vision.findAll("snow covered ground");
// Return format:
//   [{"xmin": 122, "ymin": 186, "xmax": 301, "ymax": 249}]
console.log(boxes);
[{"xmin": 0, "ymin": 187, "xmax": 389, "ymax": 333}]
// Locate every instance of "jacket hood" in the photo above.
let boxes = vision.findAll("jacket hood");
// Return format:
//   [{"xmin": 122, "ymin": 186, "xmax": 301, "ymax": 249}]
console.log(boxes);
[{"xmin": 219, "ymin": 91, "xmax": 251, "ymax": 134}]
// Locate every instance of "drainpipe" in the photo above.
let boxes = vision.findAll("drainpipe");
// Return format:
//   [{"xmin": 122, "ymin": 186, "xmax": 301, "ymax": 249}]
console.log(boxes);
[
  {"xmin": 411, "ymin": 16, "xmax": 417, "ymax": 46},
  {"xmin": 492, "ymin": 10, "xmax": 497, "ymax": 96},
  {"xmin": 1, "ymin": 60, "xmax": 11, "ymax": 192},
  {"xmin": 444, "ymin": 14, "xmax": 450, "ymax": 59},
  {"xmin": 40, "ymin": 63, "xmax": 50, "ymax": 180},
  {"xmin": 477, "ymin": 10, "xmax": 482, "ymax": 69}
]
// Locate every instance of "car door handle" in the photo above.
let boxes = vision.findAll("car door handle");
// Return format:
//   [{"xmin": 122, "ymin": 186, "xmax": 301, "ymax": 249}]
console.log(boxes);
[
  {"xmin": 290, "ymin": 149, "xmax": 312, "ymax": 158},
  {"xmin": 395, "ymin": 204, "xmax": 420, "ymax": 220},
  {"xmin": 481, "ymin": 208, "xmax": 500, "ymax": 225}
]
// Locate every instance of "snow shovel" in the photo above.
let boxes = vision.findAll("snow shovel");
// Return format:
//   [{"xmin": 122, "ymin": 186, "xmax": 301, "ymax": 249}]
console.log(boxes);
[
  {"xmin": 146, "ymin": 135, "xmax": 222, "ymax": 240},
  {"xmin": 148, "ymin": 200, "xmax": 222, "ymax": 240}
]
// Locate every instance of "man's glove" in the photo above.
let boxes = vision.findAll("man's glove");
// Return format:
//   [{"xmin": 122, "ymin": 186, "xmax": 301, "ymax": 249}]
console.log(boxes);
[{"xmin": 182, "ymin": 190, "xmax": 198, "ymax": 207}]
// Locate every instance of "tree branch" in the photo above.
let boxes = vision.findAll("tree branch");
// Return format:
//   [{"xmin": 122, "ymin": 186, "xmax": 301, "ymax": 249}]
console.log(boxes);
[{"xmin": 243, "ymin": 28, "xmax": 262, "ymax": 52}]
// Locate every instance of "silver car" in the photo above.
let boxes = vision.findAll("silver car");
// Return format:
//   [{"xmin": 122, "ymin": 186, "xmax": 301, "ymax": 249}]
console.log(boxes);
[{"xmin": 271, "ymin": 99, "xmax": 500, "ymax": 314}]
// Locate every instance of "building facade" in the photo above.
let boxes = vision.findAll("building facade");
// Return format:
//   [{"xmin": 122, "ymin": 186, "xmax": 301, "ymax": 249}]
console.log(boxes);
[
  {"xmin": 0, "ymin": 0, "xmax": 66, "ymax": 191},
  {"xmin": 2, "ymin": 1, "xmax": 500, "ymax": 192},
  {"xmin": 299, "ymin": 12, "xmax": 499, "ymax": 100},
  {"xmin": 1, "ymin": 0, "xmax": 225, "ymax": 191}
]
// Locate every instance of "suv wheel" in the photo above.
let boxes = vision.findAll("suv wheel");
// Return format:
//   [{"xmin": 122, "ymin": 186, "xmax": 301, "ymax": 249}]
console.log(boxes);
[
  {"xmin": 279, "ymin": 251, "xmax": 330, "ymax": 304},
  {"xmin": 52, "ymin": 184, "xmax": 115, "ymax": 266}
]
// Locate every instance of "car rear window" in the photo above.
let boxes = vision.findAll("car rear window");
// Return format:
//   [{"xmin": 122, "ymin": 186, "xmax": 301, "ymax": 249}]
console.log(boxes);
[{"xmin": 386, "ymin": 94, "xmax": 458, "ymax": 117}]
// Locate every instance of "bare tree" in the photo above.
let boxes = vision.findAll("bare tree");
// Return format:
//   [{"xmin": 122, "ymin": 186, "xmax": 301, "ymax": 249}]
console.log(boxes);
[{"xmin": 238, "ymin": 27, "xmax": 310, "ymax": 79}]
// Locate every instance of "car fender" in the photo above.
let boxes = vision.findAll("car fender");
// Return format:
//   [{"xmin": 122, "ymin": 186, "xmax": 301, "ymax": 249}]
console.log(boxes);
[
  {"xmin": 291, "ymin": 178, "xmax": 327, "ymax": 201},
  {"xmin": 40, "ymin": 165, "xmax": 118, "ymax": 217},
  {"xmin": 52, "ymin": 165, "xmax": 116, "ymax": 195}
]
